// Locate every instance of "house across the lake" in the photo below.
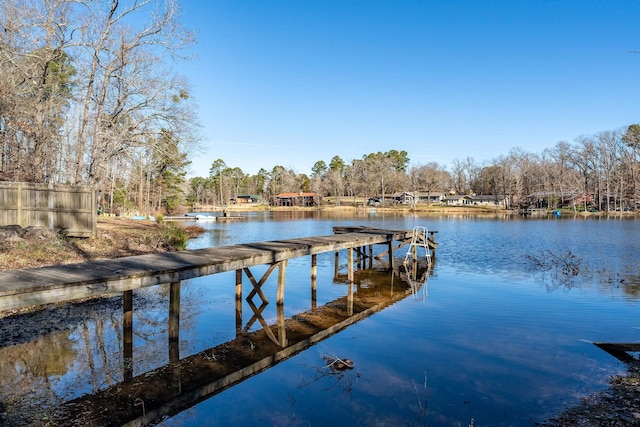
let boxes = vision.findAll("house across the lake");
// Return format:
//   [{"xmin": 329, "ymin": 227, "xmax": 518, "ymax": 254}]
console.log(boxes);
[
  {"xmin": 367, "ymin": 192, "xmax": 506, "ymax": 208},
  {"xmin": 232, "ymin": 195, "xmax": 261, "ymax": 204},
  {"xmin": 390, "ymin": 191, "xmax": 445, "ymax": 204},
  {"xmin": 443, "ymin": 194, "xmax": 507, "ymax": 207},
  {"xmin": 273, "ymin": 192, "xmax": 319, "ymax": 207}
]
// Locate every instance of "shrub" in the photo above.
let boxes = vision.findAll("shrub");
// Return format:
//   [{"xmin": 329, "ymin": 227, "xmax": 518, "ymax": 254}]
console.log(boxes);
[{"xmin": 162, "ymin": 223, "xmax": 188, "ymax": 250}]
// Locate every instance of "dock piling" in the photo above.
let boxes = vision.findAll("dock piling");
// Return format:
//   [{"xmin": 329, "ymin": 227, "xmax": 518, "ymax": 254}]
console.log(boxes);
[
  {"xmin": 123, "ymin": 290, "xmax": 133, "ymax": 381},
  {"xmin": 169, "ymin": 282, "xmax": 180, "ymax": 362}
]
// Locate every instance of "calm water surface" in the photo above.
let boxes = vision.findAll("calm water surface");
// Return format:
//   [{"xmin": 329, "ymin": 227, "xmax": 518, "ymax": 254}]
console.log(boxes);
[{"xmin": 1, "ymin": 211, "xmax": 639, "ymax": 426}]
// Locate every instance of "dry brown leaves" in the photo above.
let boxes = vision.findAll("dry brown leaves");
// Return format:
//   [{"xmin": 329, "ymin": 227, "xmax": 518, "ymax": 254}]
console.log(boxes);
[{"xmin": 0, "ymin": 217, "xmax": 188, "ymax": 271}]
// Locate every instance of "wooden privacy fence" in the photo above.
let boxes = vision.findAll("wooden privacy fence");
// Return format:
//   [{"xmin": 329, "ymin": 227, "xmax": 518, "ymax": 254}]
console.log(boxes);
[{"xmin": 0, "ymin": 182, "xmax": 96, "ymax": 237}]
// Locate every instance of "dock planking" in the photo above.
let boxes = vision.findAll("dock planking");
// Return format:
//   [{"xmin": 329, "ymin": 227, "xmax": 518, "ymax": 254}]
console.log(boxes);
[{"xmin": 0, "ymin": 227, "xmax": 436, "ymax": 313}]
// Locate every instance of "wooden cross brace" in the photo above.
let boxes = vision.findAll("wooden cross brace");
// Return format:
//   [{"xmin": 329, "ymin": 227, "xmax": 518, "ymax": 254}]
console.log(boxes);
[{"xmin": 239, "ymin": 260, "xmax": 288, "ymax": 347}]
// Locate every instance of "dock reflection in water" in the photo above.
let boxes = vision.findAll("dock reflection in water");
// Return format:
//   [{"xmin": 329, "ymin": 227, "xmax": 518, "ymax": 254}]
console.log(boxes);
[{"xmin": 0, "ymin": 261, "xmax": 431, "ymax": 426}]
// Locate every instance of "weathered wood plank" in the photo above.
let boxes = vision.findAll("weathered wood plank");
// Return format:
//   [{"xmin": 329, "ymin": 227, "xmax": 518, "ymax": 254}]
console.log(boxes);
[{"xmin": 0, "ymin": 230, "xmax": 417, "ymax": 312}]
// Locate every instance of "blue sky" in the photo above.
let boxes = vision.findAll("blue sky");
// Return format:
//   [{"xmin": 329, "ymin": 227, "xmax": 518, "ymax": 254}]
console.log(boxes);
[{"xmin": 178, "ymin": 0, "xmax": 640, "ymax": 178}]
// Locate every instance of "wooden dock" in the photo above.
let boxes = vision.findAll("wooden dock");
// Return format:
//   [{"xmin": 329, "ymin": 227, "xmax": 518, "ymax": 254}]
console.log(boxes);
[
  {"xmin": 0, "ymin": 226, "xmax": 436, "ymax": 313},
  {"xmin": 163, "ymin": 214, "xmax": 248, "ymax": 222},
  {"xmin": 518, "ymin": 208, "xmax": 549, "ymax": 216}
]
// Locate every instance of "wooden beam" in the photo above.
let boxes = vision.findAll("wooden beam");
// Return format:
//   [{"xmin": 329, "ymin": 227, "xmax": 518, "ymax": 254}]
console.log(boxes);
[
  {"xmin": 277, "ymin": 260, "xmax": 287, "ymax": 306},
  {"xmin": 277, "ymin": 303, "xmax": 287, "ymax": 347},
  {"xmin": 246, "ymin": 298, "xmax": 280, "ymax": 345},
  {"xmin": 235, "ymin": 270, "xmax": 242, "ymax": 331},
  {"xmin": 347, "ymin": 247, "xmax": 354, "ymax": 283},
  {"xmin": 311, "ymin": 254, "xmax": 317, "ymax": 309},
  {"xmin": 123, "ymin": 290, "xmax": 133, "ymax": 381},
  {"xmin": 311, "ymin": 254, "xmax": 317, "ymax": 282},
  {"xmin": 169, "ymin": 282, "xmax": 180, "ymax": 362},
  {"xmin": 245, "ymin": 263, "xmax": 280, "ymax": 305}
]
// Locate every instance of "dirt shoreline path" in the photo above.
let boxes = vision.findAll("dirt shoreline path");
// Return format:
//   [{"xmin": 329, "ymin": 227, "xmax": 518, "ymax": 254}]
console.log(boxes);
[{"xmin": 0, "ymin": 217, "xmax": 191, "ymax": 271}]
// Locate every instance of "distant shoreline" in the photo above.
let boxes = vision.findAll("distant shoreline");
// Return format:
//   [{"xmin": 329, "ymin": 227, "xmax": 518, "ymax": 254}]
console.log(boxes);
[{"xmin": 189, "ymin": 204, "xmax": 637, "ymax": 216}]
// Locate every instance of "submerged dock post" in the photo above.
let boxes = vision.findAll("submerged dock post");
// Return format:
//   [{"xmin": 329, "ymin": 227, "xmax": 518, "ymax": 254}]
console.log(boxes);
[
  {"xmin": 348, "ymin": 247, "xmax": 354, "ymax": 283},
  {"xmin": 311, "ymin": 254, "xmax": 317, "ymax": 309},
  {"xmin": 169, "ymin": 281, "xmax": 181, "ymax": 362},
  {"xmin": 235, "ymin": 270, "xmax": 242, "ymax": 331},
  {"xmin": 277, "ymin": 303, "xmax": 287, "ymax": 347},
  {"xmin": 429, "ymin": 231, "xmax": 438, "ymax": 259},
  {"xmin": 123, "ymin": 290, "xmax": 133, "ymax": 381},
  {"xmin": 311, "ymin": 254, "xmax": 317, "ymax": 282}
]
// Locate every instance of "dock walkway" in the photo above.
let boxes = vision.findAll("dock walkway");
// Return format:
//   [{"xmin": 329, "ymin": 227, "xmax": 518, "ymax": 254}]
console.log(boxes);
[{"xmin": 0, "ymin": 227, "xmax": 436, "ymax": 313}]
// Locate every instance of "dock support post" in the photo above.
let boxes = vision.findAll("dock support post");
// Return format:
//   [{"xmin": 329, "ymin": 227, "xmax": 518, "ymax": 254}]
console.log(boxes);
[
  {"xmin": 311, "ymin": 254, "xmax": 317, "ymax": 309},
  {"xmin": 348, "ymin": 247, "xmax": 354, "ymax": 283},
  {"xmin": 429, "ymin": 231, "xmax": 437, "ymax": 259},
  {"xmin": 368, "ymin": 244, "xmax": 373, "ymax": 269},
  {"xmin": 169, "ymin": 281, "xmax": 181, "ymax": 362},
  {"xmin": 235, "ymin": 269, "xmax": 243, "ymax": 332},
  {"xmin": 334, "ymin": 251, "xmax": 339, "ymax": 279},
  {"xmin": 311, "ymin": 254, "xmax": 317, "ymax": 282},
  {"xmin": 123, "ymin": 290, "xmax": 133, "ymax": 381},
  {"xmin": 388, "ymin": 241, "xmax": 394, "ymax": 272},
  {"xmin": 277, "ymin": 259, "xmax": 287, "ymax": 306},
  {"xmin": 412, "ymin": 243, "xmax": 418, "ymax": 271},
  {"xmin": 277, "ymin": 303, "xmax": 287, "ymax": 347}
]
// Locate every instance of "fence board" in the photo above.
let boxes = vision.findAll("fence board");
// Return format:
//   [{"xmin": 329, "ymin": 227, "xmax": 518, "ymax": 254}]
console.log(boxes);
[{"xmin": 0, "ymin": 182, "xmax": 96, "ymax": 237}]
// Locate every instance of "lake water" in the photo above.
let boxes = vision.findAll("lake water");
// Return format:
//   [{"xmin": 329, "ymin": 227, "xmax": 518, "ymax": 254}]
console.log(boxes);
[{"xmin": 1, "ymin": 211, "xmax": 639, "ymax": 426}]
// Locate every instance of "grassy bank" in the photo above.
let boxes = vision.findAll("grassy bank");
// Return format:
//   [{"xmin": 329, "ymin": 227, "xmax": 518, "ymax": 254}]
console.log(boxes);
[{"xmin": 0, "ymin": 218, "xmax": 203, "ymax": 271}]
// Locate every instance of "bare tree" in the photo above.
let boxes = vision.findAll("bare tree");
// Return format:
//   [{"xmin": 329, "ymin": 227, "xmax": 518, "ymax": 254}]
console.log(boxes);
[
  {"xmin": 0, "ymin": 0, "xmax": 76, "ymax": 182},
  {"xmin": 344, "ymin": 159, "xmax": 368, "ymax": 204},
  {"xmin": 622, "ymin": 124, "xmax": 640, "ymax": 209},
  {"xmin": 0, "ymin": 0, "xmax": 198, "ymax": 215},
  {"xmin": 449, "ymin": 158, "xmax": 467, "ymax": 194},
  {"xmin": 569, "ymin": 137, "xmax": 599, "ymax": 212},
  {"xmin": 486, "ymin": 155, "xmax": 516, "ymax": 209},
  {"xmin": 70, "ymin": 0, "xmax": 196, "ymax": 186},
  {"xmin": 407, "ymin": 162, "xmax": 449, "ymax": 206},
  {"xmin": 361, "ymin": 152, "xmax": 395, "ymax": 204},
  {"xmin": 327, "ymin": 156, "xmax": 345, "ymax": 206},
  {"xmin": 594, "ymin": 130, "xmax": 624, "ymax": 211}
]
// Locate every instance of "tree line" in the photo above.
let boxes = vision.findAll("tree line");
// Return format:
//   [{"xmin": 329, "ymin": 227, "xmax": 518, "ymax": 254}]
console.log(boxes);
[
  {"xmin": 0, "ymin": 0, "xmax": 198, "ymax": 214},
  {"xmin": 2, "ymin": 2, "xmax": 638, "ymax": 215},
  {"xmin": 189, "ymin": 125, "xmax": 640, "ymax": 213}
]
